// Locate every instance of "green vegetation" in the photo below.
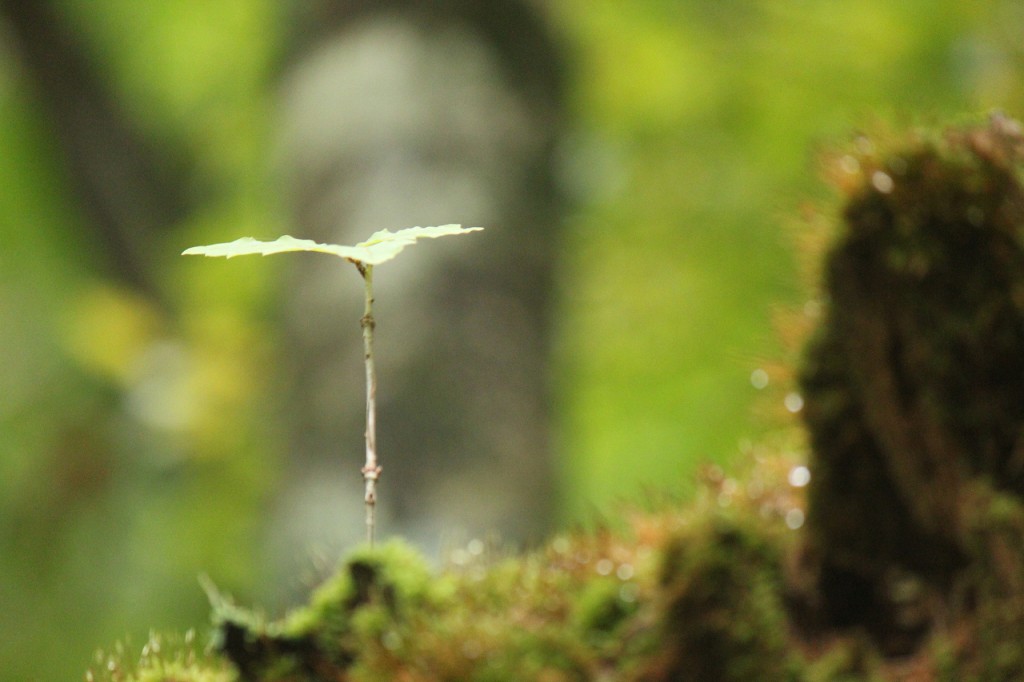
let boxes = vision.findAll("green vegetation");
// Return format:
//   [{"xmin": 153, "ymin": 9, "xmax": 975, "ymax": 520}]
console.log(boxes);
[
  {"xmin": 3, "ymin": 3, "xmax": 1024, "ymax": 681},
  {"xmin": 87, "ymin": 116, "xmax": 1024, "ymax": 681}
]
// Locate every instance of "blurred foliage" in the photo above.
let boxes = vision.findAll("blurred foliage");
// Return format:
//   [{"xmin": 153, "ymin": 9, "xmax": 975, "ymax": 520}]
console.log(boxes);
[
  {"xmin": 0, "ymin": 2, "xmax": 285, "ymax": 680},
  {"xmin": 0, "ymin": 1, "xmax": 1023, "ymax": 681}
]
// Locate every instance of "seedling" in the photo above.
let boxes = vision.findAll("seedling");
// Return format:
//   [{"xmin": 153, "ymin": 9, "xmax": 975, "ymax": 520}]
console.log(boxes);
[{"xmin": 183, "ymin": 224, "xmax": 483, "ymax": 546}]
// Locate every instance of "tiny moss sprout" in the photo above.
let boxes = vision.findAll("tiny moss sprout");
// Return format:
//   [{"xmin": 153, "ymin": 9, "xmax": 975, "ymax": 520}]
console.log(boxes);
[{"xmin": 183, "ymin": 224, "xmax": 483, "ymax": 546}]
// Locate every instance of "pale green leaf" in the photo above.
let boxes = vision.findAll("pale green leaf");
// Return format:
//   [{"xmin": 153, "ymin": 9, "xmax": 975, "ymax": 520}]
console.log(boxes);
[{"xmin": 182, "ymin": 224, "xmax": 483, "ymax": 266}]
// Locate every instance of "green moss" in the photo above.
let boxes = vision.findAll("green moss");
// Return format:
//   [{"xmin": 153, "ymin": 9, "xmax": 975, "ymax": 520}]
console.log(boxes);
[
  {"xmin": 642, "ymin": 515, "xmax": 801, "ymax": 681},
  {"xmin": 802, "ymin": 635, "xmax": 886, "ymax": 682},
  {"xmin": 798, "ymin": 113, "xmax": 1024, "ymax": 646},
  {"xmin": 181, "ymin": 483, "xmax": 806, "ymax": 680},
  {"xmin": 86, "ymin": 632, "xmax": 234, "ymax": 682},
  {"xmin": 571, "ymin": 576, "xmax": 637, "ymax": 643},
  {"xmin": 947, "ymin": 485, "xmax": 1024, "ymax": 681},
  {"xmin": 206, "ymin": 539, "xmax": 448, "ymax": 680},
  {"xmin": 279, "ymin": 539, "xmax": 437, "ymax": 638}
]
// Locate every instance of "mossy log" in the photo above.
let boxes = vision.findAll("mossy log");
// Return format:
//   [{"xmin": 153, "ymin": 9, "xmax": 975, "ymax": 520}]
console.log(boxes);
[{"xmin": 90, "ymin": 115, "xmax": 1024, "ymax": 681}]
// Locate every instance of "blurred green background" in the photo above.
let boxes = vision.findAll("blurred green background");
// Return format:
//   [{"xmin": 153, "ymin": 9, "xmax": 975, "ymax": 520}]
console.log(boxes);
[{"xmin": 1, "ymin": 1, "xmax": 1022, "ymax": 680}]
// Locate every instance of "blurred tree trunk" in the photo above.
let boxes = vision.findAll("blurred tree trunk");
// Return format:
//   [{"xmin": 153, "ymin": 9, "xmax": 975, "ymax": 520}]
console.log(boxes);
[
  {"xmin": 0, "ymin": 0, "xmax": 192, "ymax": 303},
  {"xmin": 267, "ymin": 0, "xmax": 565, "ymax": 565}
]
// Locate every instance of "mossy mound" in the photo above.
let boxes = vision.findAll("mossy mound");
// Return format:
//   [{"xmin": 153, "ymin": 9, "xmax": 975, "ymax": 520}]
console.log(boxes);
[
  {"xmin": 204, "ymin": 474, "xmax": 804, "ymax": 681},
  {"xmin": 89, "ymin": 115, "xmax": 1024, "ymax": 681},
  {"xmin": 89, "ymin": 453, "xmax": 811, "ymax": 681},
  {"xmin": 798, "ymin": 113, "xmax": 1024, "ymax": 663}
]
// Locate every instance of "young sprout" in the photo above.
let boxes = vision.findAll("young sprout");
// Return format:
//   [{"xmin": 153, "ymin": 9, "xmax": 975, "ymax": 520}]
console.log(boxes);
[{"xmin": 183, "ymin": 224, "xmax": 483, "ymax": 546}]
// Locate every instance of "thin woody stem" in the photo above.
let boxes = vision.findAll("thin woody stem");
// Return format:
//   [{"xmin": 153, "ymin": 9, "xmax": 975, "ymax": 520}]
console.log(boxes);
[{"xmin": 358, "ymin": 262, "xmax": 381, "ymax": 546}]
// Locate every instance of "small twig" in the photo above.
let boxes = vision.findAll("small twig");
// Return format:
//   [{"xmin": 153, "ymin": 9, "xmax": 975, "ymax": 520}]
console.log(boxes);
[{"xmin": 357, "ymin": 262, "xmax": 382, "ymax": 546}]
